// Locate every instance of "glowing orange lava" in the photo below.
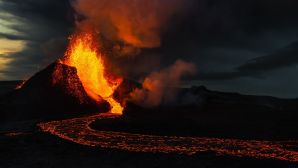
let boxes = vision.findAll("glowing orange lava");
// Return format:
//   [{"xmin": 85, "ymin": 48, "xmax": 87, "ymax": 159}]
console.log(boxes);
[
  {"xmin": 39, "ymin": 113, "xmax": 298, "ymax": 162},
  {"xmin": 15, "ymin": 80, "xmax": 27, "ymax": 90},
  {"xmin": 62, "ymin": 32, "xmax": 123, "ymax": 114}
]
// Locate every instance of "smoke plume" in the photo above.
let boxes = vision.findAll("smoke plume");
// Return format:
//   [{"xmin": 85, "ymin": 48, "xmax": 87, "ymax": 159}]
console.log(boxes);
[
  {"xmin": 71, "ymin": 0, "xmax": 189, "ymax": 48},
  {"xmin": 70, "ymin": 0, "xmax": 197, "ymax": 107},
  {"xmin": 130, "ymin": 60, "xmax": 196, "ymax": 107}
]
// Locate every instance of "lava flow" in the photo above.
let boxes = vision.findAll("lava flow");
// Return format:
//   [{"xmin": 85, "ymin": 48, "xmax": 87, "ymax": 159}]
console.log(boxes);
[
  {"xmin": 39, "ymin": 113, "xmax": 298, "ymax": 162},
  {"xmin": 62, "ymin": 32, "xmax": 123, "ymax": 114}
]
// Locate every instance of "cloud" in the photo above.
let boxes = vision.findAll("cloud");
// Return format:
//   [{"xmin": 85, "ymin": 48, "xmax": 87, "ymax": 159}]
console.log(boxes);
[
  {"xmin": 237, "ymin": 42, "xmax": 298, "ymax": 72},
  {"xmin": 198, "ymin": 41, "xmax": 298, "ymax": 80},
  {"xmin": 0, "ymin": 0, "xmax": 72, "ymax": 80},
  {"xmin": 0, "ymin": 54, "xmax": 11, "ymax": 80}
]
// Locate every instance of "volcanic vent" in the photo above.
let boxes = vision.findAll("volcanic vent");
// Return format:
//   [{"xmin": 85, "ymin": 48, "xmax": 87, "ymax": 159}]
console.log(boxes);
[
  {"xmin": 3, "ymin": 31, "xmax": 127, "ymax": 120},
  {"xmin": 60, "ymin": 32, "xmax": 124, "ymax": 115}
]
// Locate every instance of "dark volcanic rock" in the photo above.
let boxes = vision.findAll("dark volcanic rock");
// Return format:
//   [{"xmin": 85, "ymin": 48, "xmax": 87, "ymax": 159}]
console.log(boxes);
[
  {"xmin": 1, "ymin": 62, "xmax": 109, "ymax": 121},
  {"xmin": 0, "ymin": 81, "xmax": 20, "ymax": 98},
  {"xmin": 116, "ymin": 86, "xmax": 298, "ymax": 140}
]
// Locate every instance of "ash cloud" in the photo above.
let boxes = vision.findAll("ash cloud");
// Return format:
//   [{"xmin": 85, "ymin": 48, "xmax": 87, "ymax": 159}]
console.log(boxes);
[{"xmin": 71, "ymin": 0, "xmax": 193, "ymax": 48}]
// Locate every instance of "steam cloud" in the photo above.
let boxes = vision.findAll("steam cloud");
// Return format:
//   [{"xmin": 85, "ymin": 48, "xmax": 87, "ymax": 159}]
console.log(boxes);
[
  {"xmin": 71, "ymin": 0, "xmax": 189, "ymax": 48},
  {"xmin": 130, "ymin": 60, "xmax": 196, "ymax": 107}
]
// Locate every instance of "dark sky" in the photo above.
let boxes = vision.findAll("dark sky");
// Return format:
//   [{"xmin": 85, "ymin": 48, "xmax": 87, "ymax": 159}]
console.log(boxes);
[{"xmin": 1, "ymin": 0, "xmax": 298, "ymax": 98}]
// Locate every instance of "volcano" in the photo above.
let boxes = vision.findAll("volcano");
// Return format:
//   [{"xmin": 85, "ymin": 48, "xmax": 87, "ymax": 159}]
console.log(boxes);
[
  {"xmin": 1, "ymin": 61, "xmax": 110, "ymax": 121},
  {"xmin": 0, "ymin": 31, "xmax": 141, "ymax": 123}
]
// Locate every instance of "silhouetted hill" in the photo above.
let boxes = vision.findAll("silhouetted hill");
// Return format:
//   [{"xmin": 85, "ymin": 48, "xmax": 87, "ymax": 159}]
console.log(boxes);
[
  {"xmin": 0, "ymin": 81, "xmax": 20, "ymax": 97},
  {"xmin": 0, "ymin": 62, "xmax": 109, "ymax": 122}
]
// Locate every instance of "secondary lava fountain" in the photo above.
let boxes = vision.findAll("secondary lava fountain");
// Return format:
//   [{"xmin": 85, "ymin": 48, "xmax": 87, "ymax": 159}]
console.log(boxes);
[{"xmin": 61, "ymin": 32, "xmax": 123, "ymax": 115}]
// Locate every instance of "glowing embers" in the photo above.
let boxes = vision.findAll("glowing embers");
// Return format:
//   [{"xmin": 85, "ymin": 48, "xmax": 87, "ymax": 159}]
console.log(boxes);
[
  {"xmin": 62, "ymin": 32, "xmax": 123, "ymax": 114},
  {"xmin": 15, "ymin": 80, "xmax": 27, "ymax": 90}
]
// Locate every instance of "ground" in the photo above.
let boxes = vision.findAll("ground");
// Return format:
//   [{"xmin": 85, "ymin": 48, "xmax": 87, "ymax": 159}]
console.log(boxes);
[{"xmin": 0, "ymin": 81, "xmax": 297, "ymax": 168}]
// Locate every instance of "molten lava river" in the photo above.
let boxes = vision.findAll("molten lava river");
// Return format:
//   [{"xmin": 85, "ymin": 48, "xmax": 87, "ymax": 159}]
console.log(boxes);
[
  {"xmin": 39, "ymin": 32, "xmax": 298, "ymax": 163},
  {"xmin": 39, "ymin": 113, "xmax": 298, "ymax": 162}
]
